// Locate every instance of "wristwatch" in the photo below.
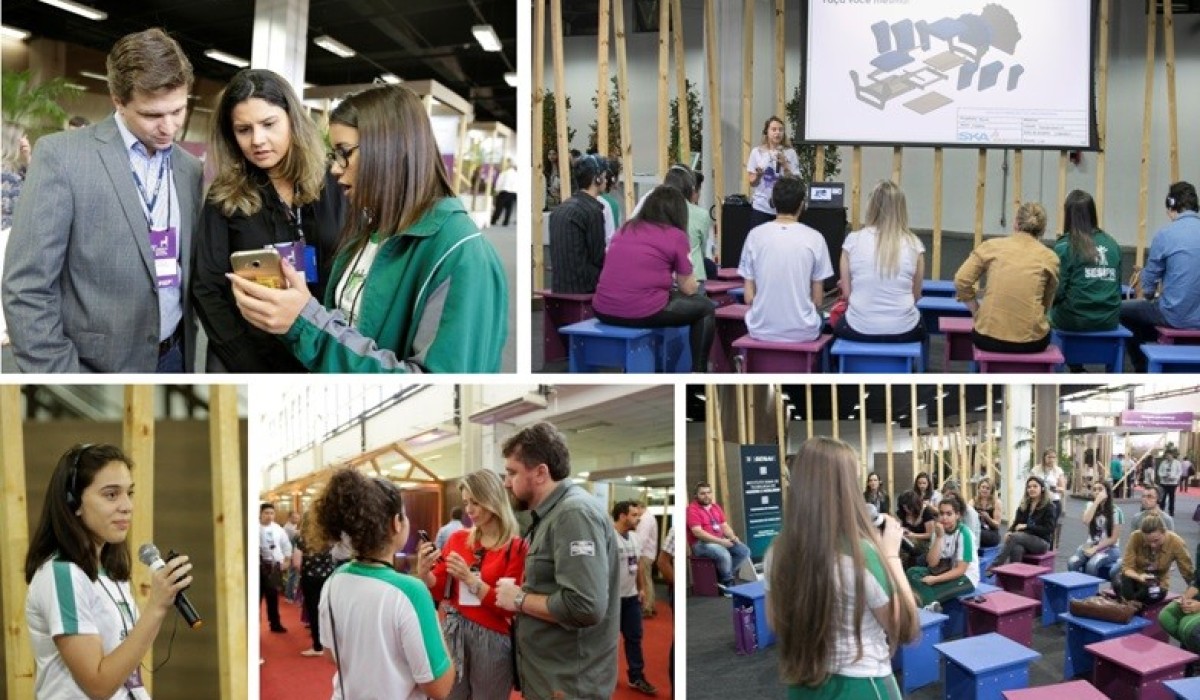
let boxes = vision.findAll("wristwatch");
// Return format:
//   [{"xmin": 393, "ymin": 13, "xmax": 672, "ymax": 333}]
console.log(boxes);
[{"xmin": 513, "ymin": 589, "xmax": 527, "ymax": 612}]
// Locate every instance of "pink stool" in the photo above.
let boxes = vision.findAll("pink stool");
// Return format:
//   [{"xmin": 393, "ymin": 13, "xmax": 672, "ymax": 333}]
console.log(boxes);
[
  {"xmin": 539, "ymin": 291, "xmax": 594, "ymax": 364},
  {"xmin": 1155, "ymin": 327, "xmax": 1200, "ymax": 345},
  {"xmin": 994, "ymin": 562, "xmax": 1052, "ymax": 603},
  {"xmin": 964, "ymin": 590, "xmax": 1041, "ymax": 645},
  {"xmin": 1002, "ymin": 680, "xmax": 1108, "ymax": 699},
  {"xmin": 716, "ymin": 267, "xmax": 743, "ymax": 281},
  {"xmin": 940, "ymin": 316, "xmax": 974, "ymax": 370},
  {"xmin": 1087, "ymin": 634, "xmax": 1198, "ymax": 700},
  {"xmin": 1139, "ymin": 593, "xmax": 1181, "ymax": 642},
  {"xmin": 704, "ymin": 280, "xmax": 742, "ymax": 307},
  {"xmin": 689, "ymin": 556, "xmax": 719, "ymax": 597},
  {"xmin": 732, "ymin": 333, "xmax": 832, "ymax": 373},
  {"xmin": 712, "ymin": 304, "xmax": 748, "ymax": 373},
  {"xmin": 974, "ymin": 345, "xmax": 1064, "ymax": 373},
  {"xmin": 1022, "ymin": 550, "xmax": 1057, "ymax": 570}
]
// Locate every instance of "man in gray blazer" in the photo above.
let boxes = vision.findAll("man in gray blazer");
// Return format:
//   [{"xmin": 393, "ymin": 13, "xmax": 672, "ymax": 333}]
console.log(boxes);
[{"xmin": 2, "ymin": 28, "xmax": 202, "ymax": 373}]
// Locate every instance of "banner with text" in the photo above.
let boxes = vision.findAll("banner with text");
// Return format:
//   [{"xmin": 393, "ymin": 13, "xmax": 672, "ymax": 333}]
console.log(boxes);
[
  {"xmin": 740, "ymin": 444, "xmax": 783, "ymax": 561},
  {"xmin": 1120, "ymin": 411, "xmax": 1195, "ymax": 431}
]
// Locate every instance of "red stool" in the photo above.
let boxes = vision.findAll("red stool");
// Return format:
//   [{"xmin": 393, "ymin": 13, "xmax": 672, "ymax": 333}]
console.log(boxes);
[
  {"xmin": 539, "ymin": 291, "xmax": 594, "ymax": 364},
  {"xmin": 1022, "ymin": 550, "xmax": 1057, "ymax": 570},
  {"xmin": 1086, "ymin": 634, "xmax": 1197, "ymax": 700},
  {"xmin": 711, "ymin": 304, "xmax": 748, "ymax": 373},
  {"xmin": 1139, "ymin": 593, "xmax": 1181, "ymax": 642},
  {"xmin": 974, "ymin": 345, "xmax": 1064, "ymax": 373},
  {"xmin": 1155, "ymin": 327, "xmax": 1200, "ymax": 345},
  {"xmin": 689, "ymin": 556, "xmax": 719, "ymax": 597},
  {"xmin": 963, "ymin": 590, "xmax": 1041, "ymax": 645},
  {"xmin": 732, "ymin": 333, "xmax": 832, "ymax": 373},
  {"xmin": 994, "ymin": 562, "xmax": 1052, "ymax": 604}
]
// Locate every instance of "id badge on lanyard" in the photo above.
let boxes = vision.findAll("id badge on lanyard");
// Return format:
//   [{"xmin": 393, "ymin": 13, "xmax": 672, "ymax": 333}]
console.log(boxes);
[
  {"xmin": 272, "ymin": 203, "xmax": 318, "ymax": 284},
  {"xmin": 134, "ymin": 154, "xmax": 180, "ymax": 289}
]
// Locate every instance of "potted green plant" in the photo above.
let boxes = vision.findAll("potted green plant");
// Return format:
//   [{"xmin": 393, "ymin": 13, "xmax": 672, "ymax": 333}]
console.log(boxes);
[{"xmin": 2, "ymin": 69, "xmax": 79, "ymax": 142}]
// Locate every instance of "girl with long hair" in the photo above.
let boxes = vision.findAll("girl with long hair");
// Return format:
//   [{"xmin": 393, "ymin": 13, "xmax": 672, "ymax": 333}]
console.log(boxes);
[
  {"xmin": 311, "ymin": 468, "xmax": 454, "ymax": 699},
  {"xmin": 896, "ymin": 490, "xmax": 936, "ymax": 568},
  {"xmin": 1050, "ymin": 189, "xmax": 1122, "ymax": 333},
  {"xmin": 194, "ymin": 68, "xmax": 346, "ymax": 372},
  {"xmin": 767, "ymin": 437, "xmax": 919, "ymax": 699},
  {"xmin": 227, "ymin": 84, "xmax": 508, "ymax": 373},
  {"xmin": 905, "ymin": 495, "xmax": 980, "ymax": 609},
  {"xmin": 954, "ymin": 201, "xmax": 1060, "ymax": 353},
  {"xmin": 971, "ymin": 477, "xmax": 1003, "ymax": 548},
  {"xmin": 835, "ymin": 181, "xmax": 926, "ymax": 343},
  {"xmin": 745, "ymin": 116, "xmax": 800, "ymax": 229},
  {"xmin": 592, "ymin": 185, "xmax": 716, "ymax": 371},
  {"xmin": 24, "ymin": 444, "xmax": 192, "ymax": 699},
  {"xmin": 416, "ymin": 470, "xmax": 528, "ymax": 700},
  {"xmin": 1068, "ymin": 480, "xmax": 1124, "ymax": 577},
  {"xmin": 863, "ymin": 472, "xmax": 890, "ymax": 517},
  {"xmin": 984, "ymin": 477, "xmax": 1056, "ymax": 577},
  {"xmin": 912, "ymin": 472, "xmax": 939, "ymax": 507}
]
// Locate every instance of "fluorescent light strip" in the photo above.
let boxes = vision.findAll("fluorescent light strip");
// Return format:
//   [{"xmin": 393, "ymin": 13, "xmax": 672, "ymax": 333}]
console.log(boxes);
[
  {"xmin": 79, "ymin": 70, "xmax": 107, "ymax": 81},
  {"xmin": 313, "ymin": 35, "xmax": 355, "ymax": 58},
  {"xmin": 380, "ymin": 73, "xmax": 401, "ymax": 85},
  {"xmin": 504, "ymin": 72, "xmax": 517, "ymax": 87},
  {"xmin": 37, "ymin": 0, "xmax": 107, "ymax": 21},
  {"xmin": 1, "ymin": 25, "xmax": 31, "ymax": 40},
  {"xmin": 471, "ymin": 24, "xmax": 501, "ymax": 52},
  {"xmin": 204, "ymin": 49, "xmax": 249, "ymax": 68}
]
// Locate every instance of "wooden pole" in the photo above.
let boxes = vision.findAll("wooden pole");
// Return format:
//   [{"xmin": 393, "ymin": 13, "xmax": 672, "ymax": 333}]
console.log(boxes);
[
  {"xmin": 959, "ymin": 385, "xmax": 968, "ymax": 488},
  {"xmin": 1136, "ymin": 0, "xmax": 1158, "ymax": 268},
  {"xmin": 747, "ymin": 386, "xmax": 757, "ymax": 444},
  {"xmin": 886, "ymin": 384, "xmax": 895, "ymax": 505},
  {"xmin": 986, "ymin": 384, "xmax": 994, "ymax": 479},
  {"xmin": 1163, "ymin": 0, "xmax": 1179, "ymax": 182},
  {"xmin": 1095, "ymin": 0, "xmax": 1110, "ymax": 221},
  {"xmin": 1056, "ymin": 151, "xmax": 1069, "ymax": 235},
  {"xmin": 671, "ymin": 0, "xmax": 690, "ymax": 165},
  {"xmin": 741, "ymin": 0, "xmax": 754, "ymax": 165},
  {"xmin": 736, "ymin": 385, "xmax": 748, "ymax": 445},
  {"xmin": 814, "ymin": 147, "xmax": 825, "ymax": 183},
  {"xmin": 937, "ymin": 384, "xmax": 946, "ymax": 485},
  {"xmin": 1, "ymin": 386, "xmax": 34, "ymax": 699},
  {"xmin": 775, "ymin": 385, "xmax": 787, "ymax": 507},
  {"xmin": 597, "ymin": 0, "xmax": 610, "ymax": 157},
  {"xmin": 124, "ymin": 386, "xmax": 156, "ymax": 689},
  {"xmin": 209, "ymin": 386, "xmax": 246, "ymax": 700},
  {"xmin": 859, "ymin": 384, "xmax": 869, "ymax": 482},
  {"xmin": 705, "ymin": 385, "xmax": 717, "ymax": 490},
  {"xmin": 831, "ymin": 386, "xmax": 840, "ymax": 441},
  {"xmin": 974, "ymin": 149, "xmax": 986, "ymax": 249},
  {"xmin": 704, "ymin": 0, "xmax": 725, "ymax": 259},
  {"xmin": 714, "ymin": 389, "xmax": 731, "ymax": 509},
  {"xmin": 532, "ymin": 0, "xmax": 546, "ymax": 291},
  {"xmin": 658, "ymin": 0, "xmax": 669, "ymax": 179},
  {"xmin": 805, "ymin": 384, "xmax": 814, "ymax": 441},
  {"xmin": 1012, "ymin": 150, "xmax": 1023, "ymax": 215},
  {"xmin": 851, "ymin": 147, "xmax": 863, "ymax": 229},
  {"xmin": 932, "ymin": 148, "xmax": 944, "ymax": 278},
  {"xmin": 550, "ymin": 0, "xmax": 571, "ymax": 204},
  {"xmin": 775, "ymin": 0, "xmax": 786, "ymax": 119},
  {"xmin": 892, "ymin": 147, "xmax": 903, "ymax": 185},
  {"xmin": 614, "ymin": 0, "xmax": 635, "ymax": 215},
  {"xmin": 910, "ymin": 383, "xmax": 920, "ymax": 479}
]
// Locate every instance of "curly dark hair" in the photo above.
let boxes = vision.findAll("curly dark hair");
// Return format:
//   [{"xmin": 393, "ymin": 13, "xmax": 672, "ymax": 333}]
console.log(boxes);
[{"xmin": 310, "ymin": 468, "xmax": 405, "ymax": 557}]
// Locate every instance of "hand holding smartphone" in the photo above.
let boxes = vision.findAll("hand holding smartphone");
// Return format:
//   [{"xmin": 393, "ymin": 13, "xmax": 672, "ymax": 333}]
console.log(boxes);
[{"xmin": 230, "ymin": 249, "xmax": 285, "ymax": 289}]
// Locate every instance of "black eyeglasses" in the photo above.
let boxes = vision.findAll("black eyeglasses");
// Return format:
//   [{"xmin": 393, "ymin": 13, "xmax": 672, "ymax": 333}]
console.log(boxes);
[{"xmin": 327, "ymin": 144, "xmax": 359, "ymax": 169}]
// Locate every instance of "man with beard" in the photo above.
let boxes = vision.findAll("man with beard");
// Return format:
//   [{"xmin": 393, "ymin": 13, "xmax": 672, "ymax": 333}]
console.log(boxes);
[{"xmin": 686, "ymin": 482, "xmax": 750, "ymax": 590}]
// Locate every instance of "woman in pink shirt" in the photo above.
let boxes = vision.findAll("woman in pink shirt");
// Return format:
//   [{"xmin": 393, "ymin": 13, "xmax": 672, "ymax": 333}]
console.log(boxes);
[{"xmin": 592, "ymin": 186, "xmax": 715, "ymax": 372}]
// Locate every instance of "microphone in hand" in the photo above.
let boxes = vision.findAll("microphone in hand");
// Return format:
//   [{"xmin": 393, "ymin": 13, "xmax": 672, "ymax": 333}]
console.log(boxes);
[{"xmin": 139, "ymin": 543, "xmax": 203, "ymax": 630}]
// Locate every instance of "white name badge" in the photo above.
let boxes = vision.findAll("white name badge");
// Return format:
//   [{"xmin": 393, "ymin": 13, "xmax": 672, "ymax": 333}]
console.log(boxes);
[{"xmin": 458, "ymin": 583, "xmax": 481, "ymax": 607}]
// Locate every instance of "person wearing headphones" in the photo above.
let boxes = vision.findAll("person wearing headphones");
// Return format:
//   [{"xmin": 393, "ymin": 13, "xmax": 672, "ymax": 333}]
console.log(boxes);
[
  {"xmin": 548, "ymin": 154, "xmax": 608, "ymax": 294},
  {"xmin": 745, "ymin": 116, "xmax": 800, "ymax": 229},
  {"xmin": 1120, "ymin": 181, "xmax": 1200, "ymax": 372}
]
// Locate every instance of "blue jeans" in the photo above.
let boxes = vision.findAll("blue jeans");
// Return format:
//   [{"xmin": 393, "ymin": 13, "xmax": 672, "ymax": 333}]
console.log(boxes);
[
  {"xmin": 620, "ymin": 596, "xmax": 646, "ymax": 682},
  {"xmin": 691, "ymin": 541, "xmax": 751, "ymax": 585},
  {"xmin": 1068, "ymin": 545, "xmax": 1120, "ymax": 577},
  {"xmin": 1120, "ymin": 299, "xmax": 1168, "ymax": 371},
  {"xmin": 156, "ymin": 338, "xmax": 184, "ymax": 373}
]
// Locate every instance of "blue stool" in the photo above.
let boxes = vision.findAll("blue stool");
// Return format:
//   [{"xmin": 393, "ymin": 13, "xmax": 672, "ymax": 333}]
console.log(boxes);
[
  {"xmin": 894, "ymin": 608, "xmax": 949, "ymax": 693},
  {"xmin": 944, "ymin": 583, "xmax": 1001, "ymax": 639},
  {"xmin": 729, "ymin": 286, "xmax": 744, "ymax": 304},
  {"xmin": 921, "ymin": 279, "xmax": 957, "ymax": 297},
  {"xmin": 978, "ymin": 547, "xmax": 1001, "ymax": 585},
  {"xmin": 1164, "ymin": 677, "xmax": 1200, "ymax": 700},
  {"xmin": 935, "ymin": 632, "xmax": 1041, "ymax": 700},
  {"xmin": 1051, "ymin": 325, "xmax": 1132, "ymax": 372},
  {"xmin": 917, "ymin": 295, "xmax": 971, "ymax": 336},
  {"xmin": 561, "ymin": 319, "xmax": 657, "ymax": 373},
  {"xmin": 655, "ymin": 325, "xmax": 691, "ymax": 373},
  {"xmin": 1039, "ymin": 572, "xmax": 1104, "ymax": 625},
  {"xmin": 1060, "ymin": 611, "xmax": 1151, "ymax": 679},
  {"xmin": 727, "ymin": 580, "xmax": 776, "ymax": 649},
  {"xmin": 1143, "ymin": 344, "xmax": 1200, "ymax": 373},
  {"xmin": 831, "ymin": 339, "xmax": 922, "ymax": 373}
]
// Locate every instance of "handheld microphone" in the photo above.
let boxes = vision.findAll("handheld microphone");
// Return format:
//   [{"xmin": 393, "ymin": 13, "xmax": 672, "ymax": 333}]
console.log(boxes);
[
  {"xmin": 138, "ymin": 543, "xmax": 203, "ymax": 630},
  {"xmin": 868, "ymin": 505, "xmax": 915, "ymax": 555}
]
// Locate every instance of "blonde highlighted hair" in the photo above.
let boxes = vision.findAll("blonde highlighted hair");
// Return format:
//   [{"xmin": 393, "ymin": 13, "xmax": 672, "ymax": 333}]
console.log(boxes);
[
  {"xmin": 1015, "ymin": 201, "xmax": 1048, "ymax": 237},
  {"xmin": 863, "ymin": 180, "xmax": 921, "ymax": 278},
  {"xmin": 459, "ymin": 470, "xmax": 520, "ymax": 549}
]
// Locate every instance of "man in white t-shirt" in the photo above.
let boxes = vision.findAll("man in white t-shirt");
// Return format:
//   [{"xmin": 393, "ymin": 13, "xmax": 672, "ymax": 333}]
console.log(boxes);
[
  {"xmin": 260, "ymin": 503, "xmax": 292, "ymax": 634},
  {"xmin": 738, "ymin": 175, "xmax": 833, "ymax": 343},
  {"xmin": 613, "ymin": 501, "xmax": 657, "ymax": 695}
]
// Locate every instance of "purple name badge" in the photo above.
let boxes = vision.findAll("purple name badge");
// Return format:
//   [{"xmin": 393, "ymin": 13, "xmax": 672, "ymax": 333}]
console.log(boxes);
[
  {"xmin": 273, "ymin": 240, "xmax": 308, "ymax": 275},
  {"xmin": 150, "ymin": 227, "xmax": 181, "ymax": 289},
  {"xmin": 124, "ymin": 666, "xmax": 145, "ymax": 690}
]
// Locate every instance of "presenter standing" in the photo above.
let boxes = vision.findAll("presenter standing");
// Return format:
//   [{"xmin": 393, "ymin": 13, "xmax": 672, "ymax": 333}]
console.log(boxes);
[{"xmin": 745, "ymin": 116, "xmax": 800, "ymax": 229}]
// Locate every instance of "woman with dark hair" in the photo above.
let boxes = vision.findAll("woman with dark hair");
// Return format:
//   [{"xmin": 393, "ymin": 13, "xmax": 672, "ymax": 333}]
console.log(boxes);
[
  {"xmin": 896, "ymin": 490, "xmax": 936, "ymax": 568},
  {"xmin": 1050, "ymin": 189, "xmax": 1121, "ymax": 334},
  {"xmin": 416, "ymin": 470, "xmax": 527, "ymax": 699},
  {"xmin": 1068, "ymin": 481, "xmax": 1124, "ymax": 577},
  {"xmin": 312, "ymin": 468, "xmax": 455, "ymax": 699},
  {"xmin": 767, "ymin": 437, "xmax": 919, "ymax": 698},
  {"xmin": 912, "ymin": 471, "xmax": 940, "ymax": 507},
  {"xmin": 985, "ymin": 477, "xmax": 1056, "ymax": 578},
  {"xmin": 592, "ymin": 185, "xmax": 716, "ymax": 372},
  {"xmin": 194, "ymin": 68, "xmax": 346, "ymax": 372},
  {"xmin": 227, "ymin": 84, "xmax": 507, "ymax": 373},
  {"xmin": 863, "ymin": 472, "xmax": 890, "ymax": 517},
  {"xmin": 24, "ymin": 444, "xmax": 192, "ymax": 699},
  {"xmin": 745, "ymin": 115, "xmax": 800, "ymax": 229},
  {"xmin": 906, "ymin": 495, "xmax": 979, "ymax": 610}
]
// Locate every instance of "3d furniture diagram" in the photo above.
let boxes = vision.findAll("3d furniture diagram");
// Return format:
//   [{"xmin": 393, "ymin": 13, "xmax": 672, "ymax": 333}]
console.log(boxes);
[{"xmin": 850, "ymin": 3, "xmax": 1023, "ymax": 114}]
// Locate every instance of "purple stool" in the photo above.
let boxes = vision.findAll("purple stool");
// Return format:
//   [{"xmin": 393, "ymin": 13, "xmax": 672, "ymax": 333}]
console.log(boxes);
[
  {"xmin": 539, "ymin": 291, "xmax": 594, "ymax": 364},
  {"xmin": 1087, "ymin": 634, "xmax": 1198, "ymax": 700},
  {"xmin": 689, "ymin": 556, "xmax": 719, "ymax": 597},
  {"xmin": 711, "ymin": 304, "xmax": 748, "ymax": 373},
  {"xmin": 1002, "ymin": 680, "xmax": 1108, "ymax": 699},
  {"xmin": 732, "ymin": 333, "xmax": 832, "ymax": 373},
  {"xmin": 974, "ymin": 345, "xmax": 1064, "ymax": 373}
]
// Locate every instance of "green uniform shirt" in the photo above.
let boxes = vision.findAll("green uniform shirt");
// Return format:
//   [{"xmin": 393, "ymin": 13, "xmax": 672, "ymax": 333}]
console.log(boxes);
[
  {"xmin": 599, "ymin": 192, "xmax": 623, "ymax": 229},
  {"xmin": 686, "ymin": 201, "xmax": 711, "ymax": 282},
  {"xmin": 1050, "ymin": 229, "xmax": 1122, "ymax": 331}
]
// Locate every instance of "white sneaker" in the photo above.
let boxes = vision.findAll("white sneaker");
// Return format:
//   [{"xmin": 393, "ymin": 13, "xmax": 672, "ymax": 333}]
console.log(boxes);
[{"xmin": 923, "ymin": 601, "xmax": 942, "ymax": 614}]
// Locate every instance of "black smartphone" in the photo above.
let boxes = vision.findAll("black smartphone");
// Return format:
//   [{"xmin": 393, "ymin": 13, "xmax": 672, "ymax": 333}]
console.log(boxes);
[{"xmin": 418, "ymin": 530, "xmax": 430, "ymax": 543}]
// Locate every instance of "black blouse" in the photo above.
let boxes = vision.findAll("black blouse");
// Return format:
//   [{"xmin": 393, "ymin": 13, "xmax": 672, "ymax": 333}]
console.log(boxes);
[{"xmin": 193, "ymin": 171, "xmax": 346, "ymax": 372}]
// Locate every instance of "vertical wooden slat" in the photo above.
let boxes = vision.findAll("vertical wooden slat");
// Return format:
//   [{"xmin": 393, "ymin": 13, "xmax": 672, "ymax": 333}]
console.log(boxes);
[
  {"xmin": 551, "ymin": 0, "xmax": 571, "ymax": 204},
  {"xmin": 597, "ymin": 0, "xmax": 610, "ymax": 157},
  {"xmin": 1095, "ymin": 0, "xmax": 1110, "ymax": 221},
  {"xmin": 1163, "ymin": 0, "xmax": 1178, "ymax": 182},
  {"xmin": 959, "ymin": 385, "xmax": 968, "ymax": 488},
  {"xmin": 814, "ymin": 147, "xmax": 825, "ymax": 183},
  {"xmin": 1, "ymin": 386, "xmax": 34, "ymax": 699},
  {"xmin": 859, "ymin": 384, "xmax": 868, "ymax": 483},
  {"xmin": 774, "ymin": 0, "xmax": 786, "ymax": 119},
  {"xmin": 851, "ymin": 146, "xmax": 863, "ymax": 229},
  {"xmin": 775, "ymin": 386, "xmax": 787, "ymax": 507},
  {"xmin": 704, "ymin": 0, "xmax": 724, "ymax": 257},
  {"xmin": 937, "ymin": 384, "xmax": 946, "ymax": 485},
  {"xmin": 892, "ymin": 147, "xmax": 903, "ymax": 185},
  {"xmin": 974, "ymin": 149, "xmax": 986, "ymax": 248},
  {"xmin": 658, "ymin": 0, "xmax": 669, "ymax": 179},
  {"xmin": 831, "ymin": 386, "xmax": 840, "ymax": 441},
  {"xmin": 1056, "ymin": 151, "xmax": 1069, "ymax": 235},
  {"xmin": 614, "ymin": 0, "xmax": 635, "ymax": 216},
  {"xmin": 714, "ymin": 389, "xmax": 731, "ymax": 509},
  {"xmin": 805, "ymin": 384, "xmax": 814, "ymax": 441},
  {"xmin": 532, "ymin": 0, "xmax": 546, "ymax": 291},
  {"xmin": 910, "ymin": 383, "xmax": 919, "ymax": 482},
  {"xmin": 1012, "ymin": 150, "xmax": 1024, "ymax": 216},
  {"xmin": 1136, "ymin": 0, "xmax": 1158, "ymax": 268},
  {"xmin": 747, "ymin": 386, "xmax": 757, "ymax": 444},
  {"xmin": 209, "ymin": 386, "xmax": 245, "ymax": 700},
  {"xmin": 932, "ymin": 148, "xmax": 944, "ymax": 279},
  {"xmin": 705, "ymin": 385, "xmax": 717, "ymax": 490},
  {"xmin": 671, "ymin": 0, "xmax": 690, "ymax": 165},
  {"xmin": 125, "ymin": 386, "xmax": 156, "ymax": 689},
  {"xmin": 741, "ymin": 0, "xmax": 754, "ymax": 165}
]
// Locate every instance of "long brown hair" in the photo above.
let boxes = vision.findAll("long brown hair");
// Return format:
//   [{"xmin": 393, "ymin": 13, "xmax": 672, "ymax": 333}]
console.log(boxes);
[
  {"xmin": 768, "ymin": 437, "xmax": 919, "ymax": 686},
  {"xmin": 329, "ymin": 85, "xmax": 454, "ymax": 254},
  {"xmin": 1020, "ymin": 476, "xmax": 1052, "ymax": 515}
]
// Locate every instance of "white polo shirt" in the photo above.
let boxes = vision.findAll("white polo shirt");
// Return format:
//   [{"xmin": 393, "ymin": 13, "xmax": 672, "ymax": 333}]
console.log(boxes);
[{"xmin": 738, "ymin": 220, "xmax": 833, "ymax": 342}]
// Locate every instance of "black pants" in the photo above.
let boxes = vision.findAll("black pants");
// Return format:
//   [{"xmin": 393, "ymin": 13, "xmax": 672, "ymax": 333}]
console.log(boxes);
[
  {"xmin": 300, "ymin": 575, "xmax": 328, "ymax": 651},
  {"xmin": 833, "ymin": 315, "xmax": 927, "ymax": 343},
  {"xmin": 620, "ymin": 596, "xmax": 646, "ymax": 682},
  {"xmin": 972, "ymin": 330, "xmax": 1050, "ymax": 353},
  {"xmin": 491, "ymin": 191, "xmax": 516, "ymax": 225},
  {"xmin": 979, "ymin": 527, "xmax": 1001, "ymax": 548},
  {"xmin": 261, "ymin": 564, "xmax": 282, "ymax": 630},
  {"xmin": 1160, "ymin": 483, "xmax": 1178, "ymax": 517},
  {"xmin": 748, "ymin": 208, "xmax": 774, "ymax": 230},
  {"xmin": 596, "ymin": 291, "xmax": 716, "ymax": 372},
  {"xmin": 1114, "ymin": 571, "xmax": 1167, "ymax": 604}
]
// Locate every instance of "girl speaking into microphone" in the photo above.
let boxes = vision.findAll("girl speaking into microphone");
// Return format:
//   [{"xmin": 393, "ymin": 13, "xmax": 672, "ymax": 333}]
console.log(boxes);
[{"xmin": 24, "ymin": 444, "xmax": 192, "ymax": 699}]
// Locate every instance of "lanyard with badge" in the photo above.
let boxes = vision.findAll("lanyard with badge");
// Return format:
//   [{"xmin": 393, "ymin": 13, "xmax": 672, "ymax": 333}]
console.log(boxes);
[
  {"xmin": 98, "ymin": 578, "xmax": 145, "ymax": 696},
  {"xmin": 132, "ymin": 154, "xmax": 179, "ymax": 289},
  {"xmin": 269, "ymin": 184, "xmax": 318, "ymax": 284}
]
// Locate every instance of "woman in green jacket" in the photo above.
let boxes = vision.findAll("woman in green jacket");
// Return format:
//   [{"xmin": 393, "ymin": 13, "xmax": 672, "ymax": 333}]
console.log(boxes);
[
  {"xmin": 1050, "ymin": 189, "xmax": 1122, "ymax": 332},
  {"xmin": 228, "ymin": 84, "xmax": 508, "ymax": 373}
]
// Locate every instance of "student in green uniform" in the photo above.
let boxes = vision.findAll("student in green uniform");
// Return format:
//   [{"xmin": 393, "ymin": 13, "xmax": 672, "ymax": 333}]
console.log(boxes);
[{"xmin": 1050, "ymin": 189, "xmax": 1122, "ymax": 333}]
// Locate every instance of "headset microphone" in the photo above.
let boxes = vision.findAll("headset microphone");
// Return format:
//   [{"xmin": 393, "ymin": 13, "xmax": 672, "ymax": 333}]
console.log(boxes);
[{"xmin": 139, "ymin": 544, "xmax": 203, "ymax": 630}]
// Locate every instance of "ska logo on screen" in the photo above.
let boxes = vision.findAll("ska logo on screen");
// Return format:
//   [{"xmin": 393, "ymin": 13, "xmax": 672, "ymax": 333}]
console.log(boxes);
[{"xmin": 957, "ymin": 132, "xmax": 992, "ymax": 143}]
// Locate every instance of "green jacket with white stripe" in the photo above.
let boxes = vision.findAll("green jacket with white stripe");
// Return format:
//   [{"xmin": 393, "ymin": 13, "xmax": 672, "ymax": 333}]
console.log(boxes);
[{"xmin": 283, "ymin": 196, "xmax": 507, "ymax": 373}]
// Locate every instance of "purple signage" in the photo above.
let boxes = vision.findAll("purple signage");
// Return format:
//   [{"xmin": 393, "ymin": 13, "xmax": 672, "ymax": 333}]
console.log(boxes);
[{"xmin": 1120, "ymin": 411, "xmax": 1196, "ymax": 430}]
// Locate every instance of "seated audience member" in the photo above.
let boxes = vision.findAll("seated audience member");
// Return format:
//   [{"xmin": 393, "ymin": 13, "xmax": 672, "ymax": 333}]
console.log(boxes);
[
  {"xmin": 905, "ymin": 495, "xmax": 979, "ymax": 611},
  {"xmin": 1120, "ymin": 181, "xmax": 1200, "ymax": 372},
  {"xmin": 1050, "ymin": 190, "xmax": 1122, "ymax": 337},
  {"xmin": 1160, "ymin": 543, "xmax": 1200, "ymax": 653},
  {"xmin": 954, "ymin": 201, "xmax": 1060, "ymax": 353},
  {"xmin": 896, "ymin": 490, "xmax": 936, "ymax": 569},
  {"xmin": 738, "ymin": 175, "xmax": 833, "ymax": 343},
  {"xmin": 592, "ymin": 185, "xmax": 715, "ymax": 372},
  {"xmin": 863, "ymin": 472, "xmax": 890, "ymax": 518},
  {"xmin": 985, "ymin": 477, "xmax": 1055, "ymax": 578},
  {"xmin": 912, "ymin": 471, "xmax": 940, "ymax": 508},
  {"xmin": 971, "ymin": 477, "xmax": 1003, "ymax": 548},
  {"xmin": 1131, "ymin": 485, "xmax": 1175, "ymax": 532},
  {"xmin": 1067, "ymin": 481, "xmax": 1124, "ymax": 578},
  {"xmin": 633, "ymin": 166, "xmax": 711, "ymax": 289},
  {"xmin": 939, "ymin": 479, "xmax": 979, "ymax": 547},
  {"xmin": 686, "ymin": 482, "xmax": 750, "ymax": 589},
  {"xmin": 549, "ymin": 155, "xmax": 607, "ymax": 293},
  {"xmin": 834, "ymin": 180, "xmax": 926, "ymax": 343},
  {"xmin": 598, "ymin": 159, "xmax": 623, "ymax": 235},
  {"xmin": 1112, "ymin": 514, "xmax": 1194, "ymax": 604}
]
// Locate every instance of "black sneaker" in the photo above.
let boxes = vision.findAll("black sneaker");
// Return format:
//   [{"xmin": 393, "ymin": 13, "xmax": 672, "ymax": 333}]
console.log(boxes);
[
  {"xmin": 270, "ymin": 625, "xmax": 288, "ymax": 633},
  {"xmin": 629, "ymin": 678, "xmax": 657, "ymax": 695},
  {"xmin": 716, "ymin": 584, "xmax": 732, "ymax": 598}
]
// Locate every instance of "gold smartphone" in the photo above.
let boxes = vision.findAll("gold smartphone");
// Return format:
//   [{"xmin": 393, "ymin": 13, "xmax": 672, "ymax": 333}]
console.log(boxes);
[{"xmin": 230, "ymin": 249, "xmax": 285, "ymax": 289}]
